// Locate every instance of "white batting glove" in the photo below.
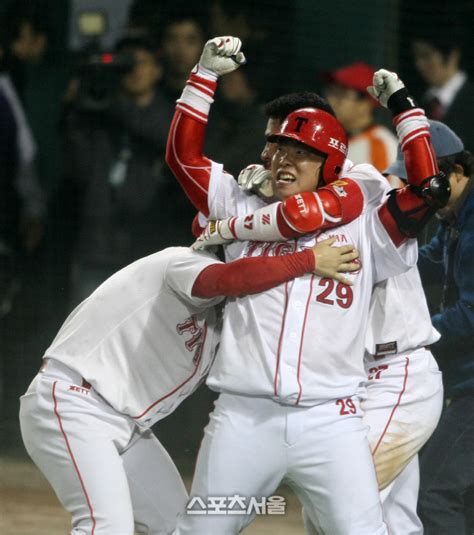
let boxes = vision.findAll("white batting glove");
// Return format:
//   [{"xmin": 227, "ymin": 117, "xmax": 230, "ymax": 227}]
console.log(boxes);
[
  {"xmin": 367, "ymin": 69, "xmax": 405, "ymax": 108},
  {"xmin": 238, "ymin": 164, "xmax": 274, "ymax": 199},
  {"xmin": 197, "ymin": 36, "xmax": 246, "ymax": 79},
  {"xmin": 192, "ymin": 219, "xmax": 234, "ymax": 251}
]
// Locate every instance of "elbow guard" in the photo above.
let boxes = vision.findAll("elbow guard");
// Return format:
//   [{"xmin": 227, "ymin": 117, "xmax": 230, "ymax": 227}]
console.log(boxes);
[
  {"xmin": 382, "ymin": 180, "xmax": 450, "ymax": 242},
  {"xmin": 415, "ymin": 171, "xmax": 451, "ymax": 209},
  {"xmin": 281, "ymin": 179, "xmax": 364, "ymax": 234},
  {"xmin": 281, "ymin": 192, "xmax": 327, "ymax": 233}
]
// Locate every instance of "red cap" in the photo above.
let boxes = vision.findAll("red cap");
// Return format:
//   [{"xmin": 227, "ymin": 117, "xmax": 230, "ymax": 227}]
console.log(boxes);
[{"xmin": 322, "ymin": 62, "xmax": 376, "ymax": 96}]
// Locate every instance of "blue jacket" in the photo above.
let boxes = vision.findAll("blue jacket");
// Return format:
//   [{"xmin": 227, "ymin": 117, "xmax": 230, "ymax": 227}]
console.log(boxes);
[{"xmin": 418, "ymin": 185, "xmax": 474, "ymax": 398}]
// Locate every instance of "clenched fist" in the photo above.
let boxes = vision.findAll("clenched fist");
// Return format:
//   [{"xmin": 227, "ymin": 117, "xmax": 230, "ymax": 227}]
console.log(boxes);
[
  {"xmin": 367, "ymin": 69, "xmax": 406, "ymax": 108},
  {"xmin": 197, "ymin": 36, "xmax": 246, "ymax": 78}
]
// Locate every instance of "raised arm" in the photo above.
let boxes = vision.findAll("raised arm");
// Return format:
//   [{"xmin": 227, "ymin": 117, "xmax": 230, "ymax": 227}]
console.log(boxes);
[
  {"xmin": 194, "ymin": 70, "xmax": 450, "ymax": 249},
  {"xmin": 166, "ymin": 37, "xmax": 245, "ymax": 216},
  {"xmin": 370, "ymin": 70, "xmax": 450, "ymax": 245}
]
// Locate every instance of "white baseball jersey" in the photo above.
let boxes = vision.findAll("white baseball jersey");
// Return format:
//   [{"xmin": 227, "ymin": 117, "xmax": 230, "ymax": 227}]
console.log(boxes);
[
  {"xmin": 204, "ymin": 161, "xmax": 417, "ymax": 405},
  {"xmin": 343, "ymin": 165, "xmax": 441, "ymax": 357},
  {"xmin": 365, "ymin": 268, "xmax": 440, "ymax": 358},
  {"xmin": 44, "ymin": 247, "xmax": 223, "ymax": 426}
]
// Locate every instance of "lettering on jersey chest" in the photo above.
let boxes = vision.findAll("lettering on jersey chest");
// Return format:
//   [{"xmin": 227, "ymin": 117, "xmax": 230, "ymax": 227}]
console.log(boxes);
[{"xmin": 176, "ymin": 315, "xmax": 205, "ymax": 365}]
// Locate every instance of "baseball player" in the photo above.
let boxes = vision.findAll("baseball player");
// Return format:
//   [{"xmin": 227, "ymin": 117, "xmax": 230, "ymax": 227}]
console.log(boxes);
[
  {"xmin": 196, "ymin": 98, "xmax": 446, "ymax": 533},
  {"xmin": 19, "ymin": 244, "xmax": 352, "ymax": 535},
  {"xmin": 165, "ymin": 37, "xmax": 449, "ymax": 534}
]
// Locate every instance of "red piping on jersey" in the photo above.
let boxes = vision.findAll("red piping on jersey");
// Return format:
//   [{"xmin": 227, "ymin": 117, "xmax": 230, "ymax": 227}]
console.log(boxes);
[
  {"xmin": 372, "ymin": 357, "xmax": 410, "ymax": 456},
  {"xmin": 131, "ymin": 324, "xmax": 208, "ymax": 420},
  {"xmin": 296, "ymin": 274, "xmax": 315, "ymax": 405},
  {"xmin": 274, "ymin": 282, "xmax": 290, "ymax": 396},
  {"xmin": 52, "ymin": 381, "xmax": 97, "ymax": 534}
]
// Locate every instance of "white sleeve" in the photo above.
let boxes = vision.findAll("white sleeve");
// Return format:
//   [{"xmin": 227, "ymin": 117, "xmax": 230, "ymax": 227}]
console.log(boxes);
[
  {"xmin": 364, "ymin": 208, "xmax": 418, "ymax": 283},
  {"xmin": 344, "ymin": 163, "xmax": 392, "ymax": 209},
  {"xmin": 165, "ymin": 249, "xmax": 225, "ymax": 308}
]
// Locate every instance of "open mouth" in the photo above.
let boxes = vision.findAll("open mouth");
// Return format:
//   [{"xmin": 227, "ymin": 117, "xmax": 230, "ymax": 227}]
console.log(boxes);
[{"xmin": 276, "ymin": 173, "xmax": 296, "ymax": 185}]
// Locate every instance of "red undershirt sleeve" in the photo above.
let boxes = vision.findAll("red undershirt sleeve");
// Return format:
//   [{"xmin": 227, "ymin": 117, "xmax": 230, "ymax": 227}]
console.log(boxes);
[{"xmin": 192, "ymin": 249, "xmax": 315, "ymax": 298}]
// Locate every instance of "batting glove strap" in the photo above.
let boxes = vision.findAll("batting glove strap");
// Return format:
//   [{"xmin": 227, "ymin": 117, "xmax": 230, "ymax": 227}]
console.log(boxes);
[
  {"xmin": 176, "ymin": 72, "xmax": 217, "ymax": 124},
  {"xmin": 393, "ymin": 108, "xmax": 430, "ymax": 151},
  {"xmin": 387, "ymin": 87, "xmax": 418, "ymax": 115}
]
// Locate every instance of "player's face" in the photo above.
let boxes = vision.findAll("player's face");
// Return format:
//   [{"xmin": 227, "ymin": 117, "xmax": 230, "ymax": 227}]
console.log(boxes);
[
  {"xmin": 271, "ymin": 140, "xmax": 324, "ymax": 200},
  {"xmin": 261, "ymin": 118, "xmax": 282, "ymax": 169}
]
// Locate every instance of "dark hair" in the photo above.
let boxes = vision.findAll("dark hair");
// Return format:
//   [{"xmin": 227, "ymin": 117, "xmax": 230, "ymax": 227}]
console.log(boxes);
[
  {"xmin": 412, "ymin": 34, "xmax": 463, "ymax": 61},
  {"xmin": 410, "ymin": 4, "xmax": 469, "ymax": 60},
  {"xmin": 438, "ymin": 150, "xmax": 474, "ymax": 179},
  {"xmin": 160, "ymin": 5, "xmax": 208, "ymax": 40},
  {"xmin": 115, "ymin": 36, "xmax": 157, "ymax": 55},
  {"xmin": 264, "ymin": 92, "xmax": 335, "ymax": 122},
  {"xmin": 2, "ymin": 0, "xmax": 52, "ymax": 46}
]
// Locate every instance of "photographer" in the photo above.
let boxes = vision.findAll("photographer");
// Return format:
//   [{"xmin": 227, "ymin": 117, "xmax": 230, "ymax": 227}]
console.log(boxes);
[{"xmin": 63, "ymin": 36, "xmax": 183, "ymax": 305}]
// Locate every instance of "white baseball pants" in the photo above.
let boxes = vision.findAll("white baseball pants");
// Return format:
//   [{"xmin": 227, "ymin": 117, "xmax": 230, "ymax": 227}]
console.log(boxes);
[
  {"xmin": 174, "ymin": 392, "xmax": 388, "ymax": 535},
  {"xmin": 363, "ymin": 347, "xmax": 443, "ymax": 490},
  {"xmin": 19, "ymin": 360, "xmax": 188, "ymax": 535},
  {"xmin": 304, "ymin": 348, "xmax": 443, "ymax": 534}
]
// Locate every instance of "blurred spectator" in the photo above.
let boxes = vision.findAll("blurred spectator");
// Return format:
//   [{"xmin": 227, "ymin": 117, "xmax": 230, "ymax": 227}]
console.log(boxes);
[
  {"xmin": 63, "ymin": 36, "xmax": 193, "ymax": 305},
  {"xmin": 323, "ymin": 62, "xmax": 399, "ymax": 175},
  {"xmin": 127, "ymin": 0, "xmax": 165, "ymax": 39},
  {"xmin": 210, "ymin": 0, "xmax": 294, "ymax": 102},
  {"xmin": 387, "ymin": 121, "xmax": 474, "ymax": 534},
  {"xmin": 0, "ymin": 1, "xmax": 64, "ymax": 196},
  {"xmin": 0, "ymin": 29, "xmax": 46, "ymax": 414},
  {"xmin": 412, "ymin": 28, "xmax": 474, "ymax": 152},
  {"xmin": 205, "ymin": 68, "xmax": 266, "ymax": 178},
  {"xmin": 159, "ymin": 7, "xmax": 208, "ymax": 100},
  {"xmin": 0, "ymin": 39, "xmax": 45, "ymax": 258}
]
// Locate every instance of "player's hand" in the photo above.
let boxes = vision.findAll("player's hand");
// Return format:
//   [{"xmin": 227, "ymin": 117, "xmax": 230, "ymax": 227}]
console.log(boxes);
[
  {"xmin": 238, "ymin": 164, "xmax": 274, "ymax": 198},
  {"xmin": 197, "ymin": 36, "xmax": 246, "ymax": 78},
  {"xmin": 367, "ymin": 69, "xmax": 405, "ymax": 108},
  {"xmin": 311, "ymin": 237, "xmax": 360, "ymax": 285},
  {"xmin": 191, "ymin": 219, "xmax": 234, "ymax": 251}
]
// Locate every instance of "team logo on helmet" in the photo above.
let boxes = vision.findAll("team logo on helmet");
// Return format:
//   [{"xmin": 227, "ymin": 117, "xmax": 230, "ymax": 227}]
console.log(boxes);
[{"xmin": 328, "ymin": 137, "xmax": 348, "ymax": 155}]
